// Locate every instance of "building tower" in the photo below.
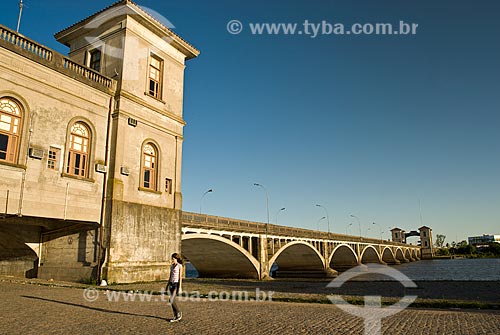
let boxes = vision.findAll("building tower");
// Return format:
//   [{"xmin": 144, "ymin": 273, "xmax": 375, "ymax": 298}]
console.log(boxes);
[
  {"xmin": 419, "ymin": 226, "xmax": 433, "ymax": 259},
  {"xmin": 54, "ymin": 0, "xmax": 199, "ymax": 282},
  {"xmin": 391, "ymin": 228, "xmax": 406, "ymax": 244}
]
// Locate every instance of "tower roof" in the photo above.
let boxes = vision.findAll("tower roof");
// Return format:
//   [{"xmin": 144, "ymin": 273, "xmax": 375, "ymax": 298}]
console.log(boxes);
[{"xmin": 54, "ymin": 0, "xmax": 199, "ymax": 60}]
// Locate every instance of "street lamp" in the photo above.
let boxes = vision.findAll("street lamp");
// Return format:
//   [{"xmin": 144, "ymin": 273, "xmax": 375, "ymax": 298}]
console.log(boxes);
[
  {"xmin": 253, "ymin": 183, "xmax": 270, "ymax": 231},
  {"xmin": 350, "ymin": 214, "xmax": 362, "ymax": 237},
  {"xmin": 199, "ymin": 189, "xmax": 213, "ymax": 214},
  {"xmin": 346, "ymin": 222, "xmax": 353, "ymax": 235},
  {"xmin": 275, "ymin": 207, "xmax": 286, "ymax": 225},
  {"xmin": 317, "ymin": 216, "xmax": 326, "ymax": 231},
  {"xmin": 315, "ymin": 204, "xmax": 330, "ymax": 234},
  {"xmin": 372, "ymin": 222, "xmax": 383, "ymax": 240}
]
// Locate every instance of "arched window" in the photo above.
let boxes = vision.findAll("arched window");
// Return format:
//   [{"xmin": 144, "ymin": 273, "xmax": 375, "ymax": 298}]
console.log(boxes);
[
  {"xmin": 141, "ymin": 143, "xmax": 158, "ymax": 190},
  {"xmin": 66, "ymin": 122, "xmax": 90, "ymax": 177},
  {"xmin": 0, "ymin": 97, "xmax": 22, "ymax": 163}
]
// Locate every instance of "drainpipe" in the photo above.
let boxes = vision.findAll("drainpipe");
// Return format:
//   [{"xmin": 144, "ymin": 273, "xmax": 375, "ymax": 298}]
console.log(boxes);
[
  {"xmin": 96, "ymin": 95, "xmax": 114, "ymax": 283},
  {"xmin": 38, "ymin": 229, "xmax": 43, "ymax": 267},
  {"xmin": 18, "ymin": 114, "xmax": 34, "ymax": 216},
  {"xmin": 3, "ymin": 190, "xmax": 8, "ymax": 217},
  {"xmin": 173, "ymin": 136, "xmax": 178, "ymax": 209},
  {"xmin": 63, "ymin": 183, "xmax": 69, "ymax": 219}
]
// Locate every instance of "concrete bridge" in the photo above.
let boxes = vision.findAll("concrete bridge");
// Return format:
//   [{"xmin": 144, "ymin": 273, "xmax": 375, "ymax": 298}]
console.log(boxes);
[{"xmin": 181, "ymin": 212, "xmax": 421, "ymax": 279}]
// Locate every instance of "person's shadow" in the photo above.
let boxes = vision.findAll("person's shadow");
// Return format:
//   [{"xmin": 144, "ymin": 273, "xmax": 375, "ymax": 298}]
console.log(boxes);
[{"xmin": 22, "ymin": 295, "xmax": 167, "ymax": 321}]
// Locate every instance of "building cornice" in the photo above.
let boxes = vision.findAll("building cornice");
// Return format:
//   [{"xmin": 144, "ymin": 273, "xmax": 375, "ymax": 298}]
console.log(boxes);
[
  {"xmin": 117, "ymin": 89, "xmax": 187, "ymax": 127},
  {"xmin": 54, "ymin": 0, "xmax": 199, "ymax": 60}
]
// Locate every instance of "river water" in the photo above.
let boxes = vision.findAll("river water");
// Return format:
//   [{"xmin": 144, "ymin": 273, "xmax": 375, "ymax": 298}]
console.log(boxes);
[
  {"xmin": 393, "ymin": 258, "xmax": 500, "ymax": 281},
  {"xmin": 186, "ymin": 258, "xmax": 500, "ymax": 280}
]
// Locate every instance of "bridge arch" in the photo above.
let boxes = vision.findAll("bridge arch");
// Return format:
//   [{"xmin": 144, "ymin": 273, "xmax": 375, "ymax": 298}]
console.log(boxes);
[
  {"xmin": 413, "ymin": 249, "xmax": 420, "ymax": 259},
  {"xmin": 395, "ymin": 248, "xmax": 407, "ymax": 262},
  {"xmin": 404, "ymin": 249, "xmax": 412, "ymax": 261},
  {"xmin": 360, "ymin": 245, "xmax": 382, "ymax": 264},
  {"xmin": 329, "ymin": 244, "xmax": 359, "ymax": 271},
  {"xmin": 268, "ymin": 241, "xmax": 325, "ymax": 275},
  {"xmin": 182, "ymin": 233, "xmax": 260, "ymax": 279},
  {"xmin": 381, "ymin": 247, "xmax": 399, "ymax": 264}
]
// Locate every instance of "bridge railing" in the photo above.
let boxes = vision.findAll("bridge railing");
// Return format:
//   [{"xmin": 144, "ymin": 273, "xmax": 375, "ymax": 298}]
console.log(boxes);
[
  {"xmin": 182, "ymin": 212, "xmax": 267, "ymax": 234},
  {"xmin": 182, "ymin": 212, "xmax": 412, "ymax": 247}
]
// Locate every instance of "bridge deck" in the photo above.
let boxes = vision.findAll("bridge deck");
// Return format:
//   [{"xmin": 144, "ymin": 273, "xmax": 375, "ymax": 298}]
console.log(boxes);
[{"xmin": 182, "ymin": 212, "xmax": 411, "ymax": 247}]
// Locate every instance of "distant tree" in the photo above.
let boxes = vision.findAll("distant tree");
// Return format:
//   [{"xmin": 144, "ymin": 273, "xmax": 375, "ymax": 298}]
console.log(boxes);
[
  {"xmin": 435, "ymin": 234, "xmax": 446, "ymax": 248},
  {"xmin": 435, "ymin": 248, "xmax": 450, "ymax": 256},
  {"xmin": 456, "ymin": 243, "xmax": 475, "ymax": 255},
  {"xmin": 488, "ymin": 243, "xmax": 500, "ymax": 256}
]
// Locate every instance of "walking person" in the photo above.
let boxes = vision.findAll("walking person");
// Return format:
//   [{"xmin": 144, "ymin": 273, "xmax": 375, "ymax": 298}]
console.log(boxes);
[{"xmin": 167, "ymin": 253, "xmax": 183, "ymax": 322}]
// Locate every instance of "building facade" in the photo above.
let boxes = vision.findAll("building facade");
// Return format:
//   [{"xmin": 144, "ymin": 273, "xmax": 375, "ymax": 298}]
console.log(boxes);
[
  {"xmin": 468, "ymin": 235, "xmax": 500, "ymax": 247},
  {"xmin": 391, "ymin": 226, "xmax": 434, "ymax": 259},
  {"xmin": 0, "ymin": 0, "xmax": 198, "ymax": 283}
]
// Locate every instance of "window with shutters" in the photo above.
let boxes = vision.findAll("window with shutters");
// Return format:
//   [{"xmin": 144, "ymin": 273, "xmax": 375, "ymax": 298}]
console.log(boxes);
[
  {"xmin": 0, "ymin": 97, "xmax": 22, "ymax": 164},
  {"xmin": 88, "ymin": 49, "xmax": 101, "ymax": 72},
  {"xmin": 148, "ymin": 54, "xmax": 163, "ymax": 99},
  {"xmin": 66, "ymin": 122, "xmax": 90, "ymax": 177},
  {"xmin": 141, "ymin": 143, "xmax": 158, "ymax": 191}
]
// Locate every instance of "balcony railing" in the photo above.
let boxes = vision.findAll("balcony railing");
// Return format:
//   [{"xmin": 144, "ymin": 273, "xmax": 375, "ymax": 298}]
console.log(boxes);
[
  {"xmin": 0, "ymin": 24, "xmax": 115, "ymax": 92},
  {"xmin": 0, "ymin": 26, "xmax": 53, "ymax": 61},
  {"xmin": 63, "ymin": 57, "xmax": 113, "ymax": 88}
]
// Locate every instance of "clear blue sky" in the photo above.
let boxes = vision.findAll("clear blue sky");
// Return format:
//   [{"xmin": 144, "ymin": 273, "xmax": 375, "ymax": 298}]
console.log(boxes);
[{"xmin": 2, "ymin": 0, "xmax": 499, "ymax": 244}]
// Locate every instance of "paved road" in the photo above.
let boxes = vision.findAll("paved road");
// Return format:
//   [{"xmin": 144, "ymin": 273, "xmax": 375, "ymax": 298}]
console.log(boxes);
[{"xmin": 0, "ymin": 282, "xmax": 499, "ymax": 335}]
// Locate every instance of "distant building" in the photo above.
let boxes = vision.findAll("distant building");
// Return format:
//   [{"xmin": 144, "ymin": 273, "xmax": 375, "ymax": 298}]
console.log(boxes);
[
  {"xmin": 390, "ymin": 226, "xmax": 434, "ymax": 259},
  {"xmin": 418, "ymin": 226, "xmax": 433, "ymax": 259},
  {"xmin": 468, "ymin": 235, "xmax": 500, "ymax": 247}
]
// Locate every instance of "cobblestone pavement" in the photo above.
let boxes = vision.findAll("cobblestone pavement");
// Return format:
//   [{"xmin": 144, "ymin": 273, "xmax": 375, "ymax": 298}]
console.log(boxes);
[{"xmin": 0, "ymin": 281, "xmax": 499, "ymax": 335}]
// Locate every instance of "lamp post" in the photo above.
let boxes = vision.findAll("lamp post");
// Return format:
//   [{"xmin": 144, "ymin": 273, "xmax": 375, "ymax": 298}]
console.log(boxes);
[
  {"xmin": 315, "ymin": 204, "xmax": 330, "ymax": 234},
  {"xmin": 372, "ymin": 222, "xmax": 383, "ymax": 240},
  {"xmin": 350, "ymin": 214, "xmax": 362, "ymax": 237},
  {"xmin": 253, "ymin": 183, "xmax": 270, "ymax": 233},
  {"xmin": 199, "ymin": 189, "xmax": 213, "ymax": 214},
  {"xmin": 275, "ymin": 207, "xmax": 286, "ymax": 225},
  {"xmin": 346, "ymin": 223, "xmax": 353, "ymax": 235},
  {"xmin": 317, "ymin": 216, "xmax": 326, "ymax": 231}
]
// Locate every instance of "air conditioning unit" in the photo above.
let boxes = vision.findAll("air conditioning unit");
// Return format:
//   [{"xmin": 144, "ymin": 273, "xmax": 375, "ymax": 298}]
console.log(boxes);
[
  {"xmin": 28, "ymin": 147, "xmax": 44, "ymax": 160},
  {"xmin": 120, "ymin": 166, "xmax": 130, "ymax": 176},
  {"xmin": 95, "ymin": 163, "xmax": 107, "ymax": 173},
  {"xmin": 128, "ymin": 117, "xmax": 138, "ymax": 127}
]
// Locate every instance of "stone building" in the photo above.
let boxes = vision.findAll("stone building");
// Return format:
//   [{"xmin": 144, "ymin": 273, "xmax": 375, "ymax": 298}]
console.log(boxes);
[
  {"xmin": 391, "ymin": 226, "xmax": 434, "ymax": 259},
  {"xmin": 418, "ymin": 226, "xmax": 434, "ymax": 259},
  {"xmin": 0, "ymin": 0, "xmax": 199, "ymax": 283}
]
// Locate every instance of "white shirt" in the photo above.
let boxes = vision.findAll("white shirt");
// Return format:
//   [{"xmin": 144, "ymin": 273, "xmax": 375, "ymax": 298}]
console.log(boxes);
[{"xmin": 169, "ymin": 263, "xmax": 182, "ymax": 283}]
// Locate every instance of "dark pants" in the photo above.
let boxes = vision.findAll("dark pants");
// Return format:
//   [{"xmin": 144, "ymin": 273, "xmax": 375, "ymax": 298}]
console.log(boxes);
[{"xmin": 168, "ymin": 282, "xmax": 181, "ymax": 317}]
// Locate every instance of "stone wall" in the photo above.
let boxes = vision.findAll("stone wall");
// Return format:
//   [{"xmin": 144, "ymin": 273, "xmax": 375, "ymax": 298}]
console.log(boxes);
[
  {"xmin": 103, "ymin": 200, "xmax": 181, "ymax": 283},
  {"xmin": 38, "ymin": 226, "xmax": 99, "ymax": 282},
  {"xmin": 0, "ymin": 224, "xmax": 40, "ymax": 278}
]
